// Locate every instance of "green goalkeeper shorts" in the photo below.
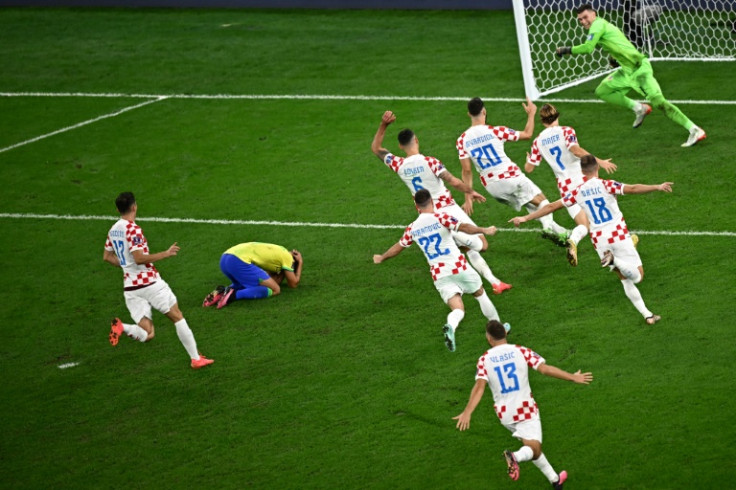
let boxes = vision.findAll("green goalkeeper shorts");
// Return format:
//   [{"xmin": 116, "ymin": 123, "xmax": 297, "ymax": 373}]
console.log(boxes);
[{"xmin": 599, "ymin": 58, "xmax": 663, "ymax": 101}]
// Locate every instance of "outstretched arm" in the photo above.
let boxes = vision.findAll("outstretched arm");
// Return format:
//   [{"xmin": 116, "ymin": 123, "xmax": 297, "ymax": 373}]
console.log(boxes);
[
  {"xmin": 623, "ymin": 182, "xmax": 673, "ymax": 194},
  {"xmin": 371, "ymin": 111, "xmax": 396, "ymax": 161},
  {"xmin": 373, "ymin": 242, "xmax": 404, "ymax": 264},
  {"xmin": 557, "ymin": 29, "xmax": 604, "ymax": 56},
  {"xmin": 570, "ymin": 146, "xmax": 617, "ymax": 174},
  {"xmin": 453, "ymin": 379, "xmax": 487, "ymax": 431},
  {"xmin": 458, "ymin": 223, "xmax": 497, "ymax": 237},
  {"xmin": 284, "ymin": 249, "xmax": 303, "ymax": 288},
  {"xmin": 518, "ymin": 97, "xmax": 537, "ymax": 140},
  {"xmin": 103, "ymin": 249, "xmax": 120, "ymax": 267},
  {"xmin": 460, "ymin": 157, "xmax": 476, "ymax": 216},
  {"xmin": 132, "ymin": 242, "xmax": 179, "ymax": 265},
  {"xmin": 440, "ymin": 171, "xmax": 486, "ymax": 204},
  {"xmin": 509, "ymin": 199, "xmax": 564, "ymax": 227},
  {"xmin": 538, "ymin": 363, "xmax": 593, "ymax": 384}
]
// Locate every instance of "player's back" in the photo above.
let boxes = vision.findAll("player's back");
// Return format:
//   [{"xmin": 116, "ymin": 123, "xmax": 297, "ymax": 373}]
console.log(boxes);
[
  {"xmin": 570, "ymin": 177, "xmax": 625, "ymax": 233},
  {"xmin": 226, "ymin": 242, "xmax": 293, "ymax": 273},
  {"xmin": 384, "ymin": 153, "xmax": 454, "ymax": 208},
  {"xmin": 533, "ymin": 126, "xmax": 582, "ymax": 185},
  {"xmin": 106, "ymin": 219, "xmax": 159, "ymax": 288},
  {"xmin": 457, "ymin": 125, "xmax": 519, "ymax": 181},
  {"xmin": 402, "ymin": 212, "xmax": 464, "ymax": 280}
]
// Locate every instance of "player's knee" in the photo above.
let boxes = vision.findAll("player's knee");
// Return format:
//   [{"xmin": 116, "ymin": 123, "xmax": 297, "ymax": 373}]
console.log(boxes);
[
  {"xmin": 594, "ymin": 83, "xmax": 610, "ymax": 99},
  {"xmin": 479, "ymin": 236, "xmax": 489, "ymax": 252},
  {"xmin": 649, "ymin": 94, "xmax": 666, "ymax": 111}
]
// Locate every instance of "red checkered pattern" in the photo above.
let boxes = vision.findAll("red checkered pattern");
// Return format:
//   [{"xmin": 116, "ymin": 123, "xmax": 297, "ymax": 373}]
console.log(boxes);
[
  {"xmin": 590, "ymin": 221, "xmax": 630, "ymax": 248},
  {"xmin": 527, "ymin": 138, "xmax": 542, "ymax": 166},
  {"xmin": 480, "ymin": 165, "xmax": 521, "ymax": 186},
  {"xmin": 495, "ymin": 404, "xmax": 507, "ymax": 420},
  {"xmin": 511, "ymin": 400, "xmax": 539, "ymax": 422},
  {"xmin": 436, "ymin": 213, "xmax": 460, "ymax": 230},
  {"xmin": 385, "ymin": 153, "xmax": 404, "ymax": 173},
  {"xmin": 433, "ymin": 194, "xmax": 455, "ymax": 210},
  {"xmin": 430, "ymin": 255, "xmax": 467, "ymax": 281},
  {"xmin": 490, "ymin": 125, "xmax": 520, "ymax": 142},
  {"xmin": 107, "ymin": 219, "xmax": 160, "ymax": 289},
  {"xmin": 562, "ymin": 126, "xmax": 578, "ymax": 147},
  {"xmin": 556, "ymin": 177, "xmax": 574, "ymax": 196},
  {"xmin": 518, "ymin": 345, "xmax": 543, "ymax": 369}
]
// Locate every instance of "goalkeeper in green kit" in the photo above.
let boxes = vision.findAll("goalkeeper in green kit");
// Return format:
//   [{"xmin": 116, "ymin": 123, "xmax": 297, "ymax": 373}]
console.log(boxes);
[{"xmin": 556, "ymin": 3, "xmax": 706, "ymax": 147}]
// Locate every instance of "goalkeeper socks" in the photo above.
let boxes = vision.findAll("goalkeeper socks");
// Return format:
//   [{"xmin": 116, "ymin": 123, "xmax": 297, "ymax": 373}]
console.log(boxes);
[
  {"xmin": 123, "ymin": 322, "xmax": 149, "ymax": 342},
  {"xmin": 514, "ymin": 445, "xmax": 534, "ymax": 463},
  {"xmin": 570, "ymin": 224, "xmax": 588, "ymax": 245},
  {"xmin": 174, "ymin": 319, "xmax": 200, "ymax": 360},
  {"xmin": 466, "ymin": 250, "xmax": 500, "ymax": 284},
  {"xmin": 621, "ymin": 279, "xmax": 653, "ymax": 318},
  {"xmin": 446, "ymin": 309, "xmax": 465, "ymax": 331},
  {"xmin": 532, "ymin": 454, "xmax": 560, "ymax": 484},
  {"xmin": 235, "ymin": 286, "xmax": 272, "ymax": 300},
  {"xmin": 475, "ymin": 291, "xmax": 500, "ymax": 322}
]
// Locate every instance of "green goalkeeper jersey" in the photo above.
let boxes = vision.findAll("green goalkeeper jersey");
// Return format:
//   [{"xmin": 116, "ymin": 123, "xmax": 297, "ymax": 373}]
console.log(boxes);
[{"xmin": 571, "ymin": 17, "xmax": 645, "ymax": 70}]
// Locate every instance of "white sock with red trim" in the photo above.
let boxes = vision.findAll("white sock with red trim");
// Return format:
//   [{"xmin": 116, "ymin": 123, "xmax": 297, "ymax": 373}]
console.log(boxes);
[
  {"xmin": 124, "ymin": 323, "xmax": 148, "ymax": 342},
  {"xmin": 174, "ymin": 319, "xmax": 200, "ymax": 360}
]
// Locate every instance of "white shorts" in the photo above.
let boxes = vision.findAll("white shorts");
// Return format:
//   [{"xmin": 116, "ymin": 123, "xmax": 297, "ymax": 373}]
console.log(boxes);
[
  {"xmin": 503, "ymin": 418, "xmax": 543, "ymax": 443},
  {"xmin": 594, "ymin": 237, "xmax": 642, "ymax": 269},
  {"xmin": 484, "ymin": 176, "xmax": 542, "ymax": 211},
  {"xmin": 565, "ymin": 202, "xmax": 584, "ymax": 221},
  {"xmin": 123, "ymin": 279, "xmax": 178, "ymax": 324},
  {"xmin": 439, "ymin": 203, "xmax": 480, "ymax": 249},
  {"xmin": 434, "ymin": 269, "xmax": 483, "ymax": 304}
]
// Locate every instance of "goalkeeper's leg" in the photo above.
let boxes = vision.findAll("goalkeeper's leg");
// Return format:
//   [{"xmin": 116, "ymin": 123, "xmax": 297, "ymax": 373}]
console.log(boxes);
[
  {"xmin": 594, "ymin": 70, "xmax": 638, "ymax": 111},
  {"xmin": 636, "ymin": 60, "xmax": 696, "ymax": 131}
]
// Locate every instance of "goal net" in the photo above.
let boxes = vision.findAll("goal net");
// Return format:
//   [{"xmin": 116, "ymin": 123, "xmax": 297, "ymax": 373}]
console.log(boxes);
[{"xmin": 512, "ymin": 0, "xmax": 736, "ymax": 99}]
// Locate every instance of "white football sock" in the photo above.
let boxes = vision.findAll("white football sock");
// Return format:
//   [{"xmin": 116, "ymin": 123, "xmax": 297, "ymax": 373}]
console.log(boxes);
[
  {"xmin": 475, "ymin": 291, "xmax": 500, "ymax": 322},
  {"xmin": 570, "ymin": 224, "xmax": 588, "ymax": 245},
  {"xmin": 621, "ymin": 279, "xmax": 653, "ymax": 318},
  {"xmin": 532, "ymin": 453, "xmax": 559, "ymax": 484},
  {"xmin": 466, "ymin": 250, "xmax": 500, "ymax": 284},
  {"xmin": 462, "ymin": 233, "xmax": 483, "ymax": 252},
  {"xmin": 123, "ymin": 322, "xmax": 148, "ymax": 342},
  {"xmin": 446, "ymin": 309, "xmax": 465, "ymax": 332},
  {"xmin": 613, "ymin": 257, "xmax": 642, "ymax": 283},
  {"xmin": 527, "ymin": 200, "xmax": 566, "ymax": 235},
  {"xmin": 514, "ymin": 445, "xmax": 534, "ymax": 462},
  {"xmin": 174, "ymin": 319, "xmax": 200, "ymax": 360}
]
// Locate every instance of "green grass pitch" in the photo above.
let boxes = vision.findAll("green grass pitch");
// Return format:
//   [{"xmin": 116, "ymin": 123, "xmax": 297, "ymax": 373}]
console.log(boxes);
[{"xmin": 0, "ymin": 7, "xmax": 734, "ymax": 489}]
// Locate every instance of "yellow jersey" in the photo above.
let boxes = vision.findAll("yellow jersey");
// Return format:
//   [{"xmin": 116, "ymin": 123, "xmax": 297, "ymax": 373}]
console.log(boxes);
[{"xmin": 224, "ymin": 242, "xmax": 294, "ymax": 274}]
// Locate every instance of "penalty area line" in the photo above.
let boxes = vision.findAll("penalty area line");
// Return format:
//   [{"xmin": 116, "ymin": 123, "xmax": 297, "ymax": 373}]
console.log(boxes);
[{"xmin": 0, "ymin": 212, "xmax": 734, "ymax": 237}]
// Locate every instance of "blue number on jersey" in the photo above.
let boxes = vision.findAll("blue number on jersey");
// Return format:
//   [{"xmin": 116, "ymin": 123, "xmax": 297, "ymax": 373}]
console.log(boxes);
[
  {"xmin": 470, "ymin": 143, "xmax": 502, "ymax": 170},
  {"xmin": 549, "ymin": 145, "xmax": 565, "ymax": 170},
  {"xmin": 411, "ymin": 176, "xmax": 424, "ymax": 192},
  {"xmin": 417, "ymin": 233, "xmax": 450, "ymax": 260},
  {"xmin": 583, "ymin": 197, "xmax": 613, "ymax": 225},
  {"xmin": 493, "ymin": 362, "xmax": 520, "ymax": 394},
  {"xmin": 112, "ymin": 239, "xmax": 127, "ymax": 266}
]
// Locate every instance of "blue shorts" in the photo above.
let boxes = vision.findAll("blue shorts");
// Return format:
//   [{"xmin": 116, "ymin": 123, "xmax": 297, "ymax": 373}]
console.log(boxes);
[{"xmin": 220, "ymin": 253, "xmax": 270, "ymax": 289}]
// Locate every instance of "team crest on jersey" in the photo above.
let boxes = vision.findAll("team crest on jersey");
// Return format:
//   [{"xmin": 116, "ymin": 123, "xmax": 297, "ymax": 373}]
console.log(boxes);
[
  {"xmin": 587, "ymin": 34, "xmax": 594, "ymax": 40},
  {"xmin": 385, "ymin": 155, "xmax": 394, "ymax": 165},
  {"xmin": 132, "ymin": 236, "xmax": 143, "ymax": 245}
]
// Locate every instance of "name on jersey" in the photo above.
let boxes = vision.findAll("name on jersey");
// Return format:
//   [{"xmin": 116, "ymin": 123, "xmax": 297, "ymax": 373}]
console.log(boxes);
[
  {"xmin": 580, "ymin": 186, "xmax": 602, "ymax": 197},
  {"xmin": 410, "ymin": 222, "xmax": 442, "ymax": 237},
  {"xmin": 465, "ymin": 133, "xmax": 495, "ymax": 148},
  {"xmin": 541, "ymin": 134, "xmax": 560, "ymax": 146},
  {"xmin": 489, "ymin": 351, "xmax": 515, "ymax": 363},
  {"xmin": 109, "ymin": 229, "xmax": 125, "ymax": 238},
  {"xmin": 403, "ymin": 166, "xmax": 425, "ymax": 177}
]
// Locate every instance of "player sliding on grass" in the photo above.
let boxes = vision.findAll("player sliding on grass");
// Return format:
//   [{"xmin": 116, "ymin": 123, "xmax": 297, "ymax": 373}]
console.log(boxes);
[
  {"xmin": 373, "ymin": 190, "xmax": 510, "ymax": 352},
  {"xmin": 556, "ymin": 3, "xmax": 706, "ymax": 147},
  {"xmin": 104, "ymin": 192, "xmax": 214, "ymax": 369},
  {"xmin": 454, "ymin": 320, "xmax": 592, "ymax": 488},
  {"xmin": 510, "ymin": 155, "xmax": 671, "ymax": 325}
]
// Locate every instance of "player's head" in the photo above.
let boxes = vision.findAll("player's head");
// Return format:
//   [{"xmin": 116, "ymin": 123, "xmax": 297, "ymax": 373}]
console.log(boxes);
[
  {"xmin": 468, "ymin": 97, "xmax": 486, "ymax": 118},
  {"xmin": 398, "ymin": 129, "xmax": 417, "ymax": 149},
  {"xmin": 576, "ymin": 4, "xmax": 597, "ymax": 29},
  {"xmin": 485, "ymin": 320, "xmax": 508, "ymax": 345},
  {"xmin": 115, "ymin": 191, "xmax": 136, "ymax": 215},
  {"xmin": 540, "ymin": 104, "xmax": 560, "ymax": 126},
  {"xmin": 580, "ymin": 154, "xmax": 599, "ymax": 175},
  {"xmin": 413, "ymin": 189, "xmax": 433, "ymax": 210}
]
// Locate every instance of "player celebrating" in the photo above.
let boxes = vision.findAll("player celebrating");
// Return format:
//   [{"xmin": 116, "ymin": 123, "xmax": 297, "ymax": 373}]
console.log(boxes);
[
  {"xmin": 371, "ymin": 111, "xmax": 512, "ymax": 295},
  {"xmin": 373, "ymin": 190, "xmax": 510, "ymax": 352},
  {"xmin": 525, "ymin": 103, "xmax": 617, "ymax": 266},
  {"xmin": 103, "ymin": 192, "xmax": 214, "ymax": 369},
  {"xmin": 454, "ymin": 320, "xmax": 592, "ymax": 488},
  {"xmin": 510, "ymin": 155, "xmax": 672, "ymax": 325},
  {"xmin": 556, "ymin": 4, "xmax": 706, "ymax": 147},
  {"xmin": 457, "ymin": 97, "xmax": 570, "ymax": 246}
]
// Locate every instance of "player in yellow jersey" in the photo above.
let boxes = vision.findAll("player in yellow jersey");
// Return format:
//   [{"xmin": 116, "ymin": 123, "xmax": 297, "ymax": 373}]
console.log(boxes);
[
  {"xmin": 202, "ymin": 242, "xmax": 303, "ymax": 309},
  {"xmin": 556, "ymin": 4, "xmax": 706, "ymax": 147}
]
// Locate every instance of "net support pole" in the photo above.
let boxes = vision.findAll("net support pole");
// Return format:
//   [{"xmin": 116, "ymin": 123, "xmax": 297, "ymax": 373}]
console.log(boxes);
[{"xmin": 512, "ymin": 0, "xmax": 541, "ymax": 100}]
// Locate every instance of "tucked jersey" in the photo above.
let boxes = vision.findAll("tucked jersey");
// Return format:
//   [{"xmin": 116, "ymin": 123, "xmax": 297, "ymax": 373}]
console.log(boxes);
[
  {"xmin": 528, "ymin": 125, "xmax": 583, "ymax": 196},
  {"xmin": 225, "ymin": 242, "xmax": 294, "ymax": 274},
  {"xmin": 563, "ymin": 177, "xmax": 629, "ymax": 248},
  {"xmin": 572, "ymin": 17, "xmax": 646, "ymax": 71},
  {"xmin": 399, "ymin": 212, "xmax": 467, "ymax": 281},
  {"xmin": 105, "ymin": 219, "xmax": 160, "ymax": 289},
  {"xmin": 383, "ymin": 153, "xmax": 456, "ymax": 210},
  {"xmin": 475, "ymin": 343, "xmax": 545, "ymax": 425},
  {"xmin": 456, "ymin": 125, "xmax": 521, "ymax": 186}
]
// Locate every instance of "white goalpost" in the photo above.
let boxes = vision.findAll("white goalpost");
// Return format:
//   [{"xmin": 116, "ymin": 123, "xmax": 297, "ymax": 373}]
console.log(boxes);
[{"xmin": 512, "ymin": 0, "xmax": 736, "ymax": 99}]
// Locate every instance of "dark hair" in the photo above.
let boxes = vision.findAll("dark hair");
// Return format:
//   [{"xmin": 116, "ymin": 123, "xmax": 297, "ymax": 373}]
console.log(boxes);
[
  {"xmin": 540, "ymin": 103, "xmax": 560, "ymax": 125},
  {"xmin": 398, "ymin": 129, "xmax": 415, "ymax": 146},
  {"xmin": 115, "ymin": 192, "xmax": 136, "ymax": 214},
  {"xmin": 580, "ymin": 154, "xmax": 598, "ymax": 173},
  {"xmin": 468, "ymin": 97, "xmax": 485, "ymax": 117},
  {"xmin": 576, "ymin": 3, "xmax": 595, "ymax": 14},
  {"xmin": 414, "ymin": 189, "xmax": 432, "ymax": 208},
  {"xmin": 486, "ymin": 320, "xmax": 508, "ymax": 341}
]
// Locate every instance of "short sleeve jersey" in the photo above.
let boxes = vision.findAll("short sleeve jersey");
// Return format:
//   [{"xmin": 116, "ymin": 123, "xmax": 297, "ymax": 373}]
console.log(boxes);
[
  {"xmin": 105, "ymin": 219, "xmax": 160, "ymax": 289},
  {"xmin": 456, "ymin": 125, "xmax": 521, "ymax": 183},
  {"xmin": 475, "ymin": 343, "xmax": 545, "ymax": 425},
  {"xmin": 563, "ymin": 177, "xmax": 630, "ymax": 248},
  {"xmin": 528, "ymin": 126, "xmax": 583, "ymax": 196},
  {"xmin": 399, "ymin": 212, "xmax": 467, "ymax": 281},
  {"xmin": 225, "ymin": 242, "xmax": 294, "ymax": 274},
  {"xmin": 572, "ymin": 17, "xmax": 646, "ymax": 71},
  {"xmin": 383, "ymin": 153, "xmax": 456, "ymax": 210}
]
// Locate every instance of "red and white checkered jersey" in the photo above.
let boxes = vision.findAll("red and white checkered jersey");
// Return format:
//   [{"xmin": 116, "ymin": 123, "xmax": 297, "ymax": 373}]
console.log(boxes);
[
  {"xmin": 456, "ymin": 125, "xmax": 521, "ymax": 183},
  {"xmin": 105, "ymin": 219, "xmax": 160, "ymax": 289},
  {"xmin": 475, "ymin": 343, "xmax": 545, "ymax": 425},
  {"xmin": 384, "ymin": 153, "xmax": 456, "ymax": 210},
  {"xmin": 563, "ymin": 177, "xmax": 630, "ymax": 248},
  {"xmin": 528, "ymin": 126, "xmax": 583, "ymax": 196},
  {"xmin": 399, "ymin": 212, "xmax": 467, "ymax": 281}
]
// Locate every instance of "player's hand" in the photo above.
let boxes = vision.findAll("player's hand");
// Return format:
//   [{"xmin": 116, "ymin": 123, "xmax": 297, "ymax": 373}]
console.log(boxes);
[
  {"xmin": 381, "ymin": 111, "xmax": 396, "ymax": 126},
  {"xmin": 608, "ymin": 56, "xmax": 620, "ymax": 68},
  {"xmin": 470, "ymin": 190, "xmax": 486, "ymax": 203},
  {"xmin": 373, "ymin": 254, "xmax": 384, "ymax": 264},
  {"xmin": 572, "ymin": 369, "xmax": 594, "ymax": 384},
  {"xmin": 659, "ymin": 182, "xmax": 674, "ymax": 192},
  {"xmin": 292, "ymin": 249, "xmax": 303, "ymax": 262},
  {"xmin": 508, "ymin": 216, "xmax": 527, "ymax": 227},
  {"xmin": 556, "ymin": 46, "xmax": 572, "ymax": 57},
  {"xmin": 523, "ymin": 97, "xmax": 537, "ymax": 116},
  {"xmin": 483, "ymin": 226, "xmax": 498, "ymax": 236},
  {"xmin": 599, "ymin": 158, "xmax": 617, "ymax": 174},
  {"xmin": 167, "ymin": 242, "xmax": 180, "ymax": 257},
  {"xmin": 462, "ymin": 200, "xmax": 474, "ymax": 216},
  {"xmin": 453, "ymin": 412, "xmax": 471, "ymax": 431}
]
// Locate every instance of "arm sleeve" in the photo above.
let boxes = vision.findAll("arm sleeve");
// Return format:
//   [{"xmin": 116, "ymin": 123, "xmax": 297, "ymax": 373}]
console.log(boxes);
[
  {"xmin": 492, "ymin": 126, "xmax": 520, "ymax": 142},
  {"xmin": 571, "ymin": 27, "xmax": 604, "ymax": 55},
  {"xmin": 518, "ymin": 346, "xmax": 546, "ymax": 370},
  {"xmin": 527, "ymin": 138, "xmax": 542, "ymax": 166},
  {"xmin": 398, "ymin": 225, "xmax": 414, "ymax": 248},
  {"xmin": 456, "ymin": 134, "xmax": 468, "ymax": 159}
]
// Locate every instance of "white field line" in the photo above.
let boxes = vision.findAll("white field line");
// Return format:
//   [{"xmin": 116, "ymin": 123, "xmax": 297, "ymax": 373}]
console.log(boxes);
[
  {"xmin": 1, "ymin": 212, "xmax": 734, "ymax": 237},
  {"xmin": 0, "ymin": 92, "xmax": 735, "ymax": 105},
  {"xmin": 0, "ymin": 96, "xmax": 168, "ymax": 155},
  {"xmin": 58, "ymin": 362, "xmax": 80, "ymax": 369}
]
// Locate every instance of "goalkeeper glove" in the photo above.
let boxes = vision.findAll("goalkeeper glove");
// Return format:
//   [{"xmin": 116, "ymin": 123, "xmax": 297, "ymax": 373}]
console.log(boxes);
[
  {"xmin": 609, "ymin": 56, "xmax": 620, "ymax": 68},
  {"xmin": 556, "ymin": 47, "xmax": 572, "ymax": 57}
]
